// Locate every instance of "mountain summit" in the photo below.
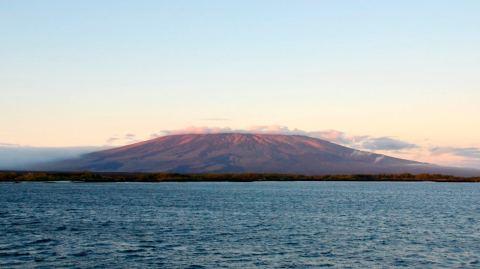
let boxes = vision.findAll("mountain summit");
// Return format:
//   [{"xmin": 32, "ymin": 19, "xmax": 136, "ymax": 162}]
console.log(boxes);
[{"xmin": 42, "ymin": 133, "xmax": 478, "ymax": 176}]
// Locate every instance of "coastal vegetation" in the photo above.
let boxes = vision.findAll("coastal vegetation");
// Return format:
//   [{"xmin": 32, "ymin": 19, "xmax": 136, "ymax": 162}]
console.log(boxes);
[{"xmin": 1, "ymin": 171, "xmax": 479, "ymax": 182}]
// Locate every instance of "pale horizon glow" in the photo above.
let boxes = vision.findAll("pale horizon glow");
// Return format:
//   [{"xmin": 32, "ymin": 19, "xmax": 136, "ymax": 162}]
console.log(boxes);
[{"xmin": 1, "ymin": 1, "xmax": 479, "ymax": 169}]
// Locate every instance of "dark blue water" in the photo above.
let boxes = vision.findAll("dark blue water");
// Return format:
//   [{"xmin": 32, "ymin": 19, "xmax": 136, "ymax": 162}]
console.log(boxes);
[{"xmin": 1, "ymin": 182, "xmax": 480, "ymax": 268}]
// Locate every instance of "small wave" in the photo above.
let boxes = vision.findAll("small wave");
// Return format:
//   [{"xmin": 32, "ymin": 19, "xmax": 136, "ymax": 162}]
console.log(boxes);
[
  {"xmin": 139, "ymin": 245, "xmax": 156, "ymax": 248},
  {"xmin": 119, "ymin": 249, "xmax": 146, "ymax": 253},
  {"xmin": 187, "ymin": 265, "xmax": 206, "ymax": 268},
  {"xmin": 26, "ymin": 239, "xmax": 54, "ymax": 245},
  {"xmin": 72, "ymin": 250, "xmax": 92, "ymax": 257},
  {"xmin": 13, "ymin": 252, "xmax": 30, "ymax": 256}
]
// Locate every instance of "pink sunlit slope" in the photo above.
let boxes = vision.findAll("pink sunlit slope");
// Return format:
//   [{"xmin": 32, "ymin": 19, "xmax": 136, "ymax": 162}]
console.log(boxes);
[{"xmin": 42, "ymin": 134, "xmax": 479, "ymax": 176}]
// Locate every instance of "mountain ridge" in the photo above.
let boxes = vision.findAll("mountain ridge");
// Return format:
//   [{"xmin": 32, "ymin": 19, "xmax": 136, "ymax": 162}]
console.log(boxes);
[{"xmin": 39, "ymin": 133, "xmax": 479, "ymax": 176}]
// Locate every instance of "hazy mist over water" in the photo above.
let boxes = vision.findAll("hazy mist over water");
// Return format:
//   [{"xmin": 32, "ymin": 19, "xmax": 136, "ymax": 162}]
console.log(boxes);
[
  {"xmin": 2, "ymin": 182, "xmax": 480, "ymax": 268},
  {"xmin": 0, "ymin": 147, "xmax": 110, "ymax": 170}
]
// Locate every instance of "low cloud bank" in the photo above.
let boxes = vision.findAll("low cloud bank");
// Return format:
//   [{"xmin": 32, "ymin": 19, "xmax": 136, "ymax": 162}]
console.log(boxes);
[
  {"xmin": 0, "ymin": 132, "xmax": 140, "ymax": 170},
  {"xmin": 361, "ymin": 137, "xmax": 418, "ymax": 151},
  {"xmin": 0, "ymin": 146, "xmax": 111, "ymax": 170}
]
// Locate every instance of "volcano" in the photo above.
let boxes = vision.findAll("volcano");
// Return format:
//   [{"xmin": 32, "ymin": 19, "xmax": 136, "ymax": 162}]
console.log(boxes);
[{"xmin": 41, "ymin": 133, "xmax": 479, "ymax": 176}]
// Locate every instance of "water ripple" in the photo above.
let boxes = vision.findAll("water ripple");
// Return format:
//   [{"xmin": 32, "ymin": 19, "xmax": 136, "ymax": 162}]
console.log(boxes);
[{"xmin": 1, "ymin": 182, "xmax": 480, "ymax": 268}]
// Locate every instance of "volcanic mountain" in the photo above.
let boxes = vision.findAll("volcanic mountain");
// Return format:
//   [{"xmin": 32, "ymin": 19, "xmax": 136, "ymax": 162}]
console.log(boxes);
[{"xmin": 40, "ymin": 133, "xmax": 479, "ymax": 176}]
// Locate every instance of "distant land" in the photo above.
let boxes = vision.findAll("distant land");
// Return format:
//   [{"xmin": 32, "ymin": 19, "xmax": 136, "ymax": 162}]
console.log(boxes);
[
  {"xmin": 32, "ymin": 134, "xmax": 480, "ymax": 177},
  {"xmin": 1, "ymin": 171, "xmax": 480, "ymax": 183}
]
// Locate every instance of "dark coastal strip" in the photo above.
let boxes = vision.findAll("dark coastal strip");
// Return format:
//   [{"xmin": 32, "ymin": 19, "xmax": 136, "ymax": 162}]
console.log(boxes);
[{"xmin": 1, "ymin": 171, "xmax": 480, "ymax": 182}]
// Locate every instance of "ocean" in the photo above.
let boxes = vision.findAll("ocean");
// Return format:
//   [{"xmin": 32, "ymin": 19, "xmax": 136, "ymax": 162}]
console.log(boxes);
[{"xmin": 1, "ymin": 181, "xmax": 479, "ymax": 268}]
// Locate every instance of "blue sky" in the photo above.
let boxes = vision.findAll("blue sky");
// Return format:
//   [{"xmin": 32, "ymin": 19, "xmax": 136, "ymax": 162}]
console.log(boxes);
[{"xmin": 1, "ymin": 1, "xmax": 479, "ymax": 168}]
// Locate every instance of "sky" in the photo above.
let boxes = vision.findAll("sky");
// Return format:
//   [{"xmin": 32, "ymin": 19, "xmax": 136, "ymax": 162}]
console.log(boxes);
[{"xmin": 1, "ymin": 0, "xmax": 479, "ymax": 169}]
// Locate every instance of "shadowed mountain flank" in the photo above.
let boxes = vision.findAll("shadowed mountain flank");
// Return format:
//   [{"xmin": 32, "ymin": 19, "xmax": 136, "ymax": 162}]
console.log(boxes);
[{"xmin": 40, "ymin": 134, "xmax": 479, "ymax": 176}]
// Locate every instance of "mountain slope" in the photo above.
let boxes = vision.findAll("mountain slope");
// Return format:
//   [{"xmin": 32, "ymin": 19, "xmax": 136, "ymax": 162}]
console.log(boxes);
[{"xmin": 42, "ymin": 134, "xmax": 479, "ymax": 176}]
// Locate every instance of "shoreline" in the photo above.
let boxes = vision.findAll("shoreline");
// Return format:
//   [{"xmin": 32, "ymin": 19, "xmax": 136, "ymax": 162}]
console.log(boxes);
[{"xmin": 1, "ymin": 171, "xmax": 479, "ymax": 183}]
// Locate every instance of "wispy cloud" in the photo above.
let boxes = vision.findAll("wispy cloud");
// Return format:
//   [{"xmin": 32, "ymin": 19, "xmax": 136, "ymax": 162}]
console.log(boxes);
[
  {"xmin": 106, "ymin": 137, "xmax": 121, "ymax": 144},
  {"xmin": 430, "ymin": 147, "xmax": 480, "ymax": 159},
  {"xmin": 125, "ymin": 134, "xmax": 136, "ymax": 139},
  {"xmin": 374, "ymin": 155, "xmax": 385, "ymax": 163},
  {"xmin": 106, "ymin": 134, "xmax": 141, "ymax": 145},
  {"xmin": 124, "ymin": 134, "xmax": 141, "ymax": 144},
  {"xmin": 150, "ymin": 133, "xmax": 161, "ymax": 139}
]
